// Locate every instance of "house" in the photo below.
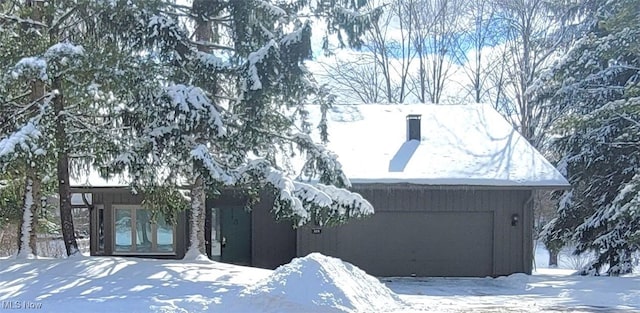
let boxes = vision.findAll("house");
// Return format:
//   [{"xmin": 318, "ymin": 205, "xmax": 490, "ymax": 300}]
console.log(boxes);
[{"xmin": 77, "ymin": 103, "xmax": 569, "ymax": 277}]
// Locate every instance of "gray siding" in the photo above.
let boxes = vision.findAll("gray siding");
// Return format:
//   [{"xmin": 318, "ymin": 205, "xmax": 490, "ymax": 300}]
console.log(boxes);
[
  {"xmin": 207, "ymin": 190, "xmax": 297, "ymax": 269},
  {"xmin": 297, "ymin": 185, "xmax": 533, "ymax": 277},
  {"xmin": 251, "ymin": 193, "xmax": 297, "ymax": 269}
]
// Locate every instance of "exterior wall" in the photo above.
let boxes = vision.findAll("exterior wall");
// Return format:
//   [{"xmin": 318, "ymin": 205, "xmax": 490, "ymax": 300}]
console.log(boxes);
[
  {"xmin": 206, "ymin": 189, "xmax": 296, "ymax": 269},
  {"xmin": 297, "ymin": 185, "xmax": 533, "ymax": 277},
  {"xmin": 86, "ymin": 188, "xmax": 188, "ymax": 259},
  {"xmin": 83, "ymin": 184, "xmax": 535, "ymax": 277},
  {"xmin": 251, "ymin": 193, "xmax": 297, "ymax": 269}
]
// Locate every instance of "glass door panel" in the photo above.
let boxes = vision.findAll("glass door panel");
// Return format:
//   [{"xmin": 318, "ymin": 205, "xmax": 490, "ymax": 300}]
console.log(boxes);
[
  {"xmin": 156, "ymin": 214, "xmax": 174, "ymax": 252},
  {"xmin": 136, "ymin": 209, "xmax": 153, "ymax": 252},
  {"xmin": 114, "ymin": 208, "xmax": 132, "ymax": 252}
]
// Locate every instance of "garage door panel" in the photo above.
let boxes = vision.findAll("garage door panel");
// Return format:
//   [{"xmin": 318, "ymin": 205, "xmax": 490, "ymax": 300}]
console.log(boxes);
[{"xmin": 337, "ymin": 211, "xmax": 493, "ymax": 277}]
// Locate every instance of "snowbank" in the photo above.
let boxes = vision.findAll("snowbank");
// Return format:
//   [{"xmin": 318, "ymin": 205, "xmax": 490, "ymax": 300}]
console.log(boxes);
[
  {"xmin": 0, "ymin": 254, "xmax": 638, "ymax": 312},
  {"xmin": 240, "ymin": 253, "xmax": 403, "ymax": 312},
  {"xmin": 493, "ymin": 273, "xmax": 530, "ymax": 290}
]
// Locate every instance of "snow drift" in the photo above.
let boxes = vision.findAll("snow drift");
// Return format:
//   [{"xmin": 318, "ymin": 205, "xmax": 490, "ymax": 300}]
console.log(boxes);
[{"xmin": 240, "ymin": 253, "xmax": 403, "ymax": 312}]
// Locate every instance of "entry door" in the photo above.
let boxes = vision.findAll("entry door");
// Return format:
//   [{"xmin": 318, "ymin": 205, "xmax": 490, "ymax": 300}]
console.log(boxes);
[{"xmin": 220, "ymin": 207, "xmax": 251, "ymax": 265}]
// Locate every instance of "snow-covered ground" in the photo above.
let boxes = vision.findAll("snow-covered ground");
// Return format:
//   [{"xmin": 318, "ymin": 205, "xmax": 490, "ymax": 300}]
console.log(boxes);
[{"xmin": 0, "ymin": 247, "xmax": 638, "ymax": 312}]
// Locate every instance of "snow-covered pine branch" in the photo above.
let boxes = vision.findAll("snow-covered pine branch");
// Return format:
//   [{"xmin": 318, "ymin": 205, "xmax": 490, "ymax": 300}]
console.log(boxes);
[
  {"xmin": 236, "ymin": 158, "xmax": 373, "ymax": 227},
  {"xmin": 164, "ymin": 84, "xmax": 226, "ymax": 136},
  {"xmin": 190, "ymin": 144, "xmax": 234, "ymax": 185},
  {"xmin": 292, "ymin": 133, "xmax": 351, "ymax": 188},
  {"xmin": 11, "ymin": 57, "xmax": 48, "ymax": 81},
  {"xmin": 0, "ymin": 122, "xmax": 45, "ymax": 162}
]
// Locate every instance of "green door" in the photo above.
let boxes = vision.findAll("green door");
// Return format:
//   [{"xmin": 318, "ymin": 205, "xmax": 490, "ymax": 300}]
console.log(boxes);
[{"xmin": 220, "ymin": 207, "xmax": 251, "ymax": 265}]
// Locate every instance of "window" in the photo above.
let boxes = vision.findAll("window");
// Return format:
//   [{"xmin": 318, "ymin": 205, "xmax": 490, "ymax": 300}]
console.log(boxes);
[
  {"xmin": 94, "ymin": 205, "xmax": 105, "ymax": 254},
  {"xmin": 210, "ymin": 207, "xmax": 222, "ymax": 260},
  {"xmin": 113, "ymin": 206, "xmax": 175, "ymax": 254}
]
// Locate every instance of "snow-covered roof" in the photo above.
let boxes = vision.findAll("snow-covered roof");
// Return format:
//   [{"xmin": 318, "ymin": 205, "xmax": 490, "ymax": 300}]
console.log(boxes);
[
  {"xmin": 71, "ymin": 171, "xmax": 129, "ymax": 188},
  {"xmin": 308, "ymin": 103, "xmax": 569, "ymax": 187}
]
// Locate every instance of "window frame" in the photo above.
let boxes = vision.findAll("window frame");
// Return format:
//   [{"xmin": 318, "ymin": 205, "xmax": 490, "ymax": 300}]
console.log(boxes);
[{"xmin": 112, "ymin": 205, "xmax": 177, "ymax": 255}]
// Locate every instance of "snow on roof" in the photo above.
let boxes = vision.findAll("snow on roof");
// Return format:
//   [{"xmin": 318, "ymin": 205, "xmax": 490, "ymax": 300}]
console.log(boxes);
[
  {"xmin": 70, "ymin": 171, "xmax": 129, "ymax": 188},
  {"xmin": 307, "ymin": 103, "xmax": 569, "ymax": 187}
]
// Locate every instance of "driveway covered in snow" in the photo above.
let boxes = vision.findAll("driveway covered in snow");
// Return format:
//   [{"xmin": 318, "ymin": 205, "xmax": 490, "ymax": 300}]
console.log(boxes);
[{"xmin": 384, "ymin": 269, "xmax": 640, "ymax": 313}]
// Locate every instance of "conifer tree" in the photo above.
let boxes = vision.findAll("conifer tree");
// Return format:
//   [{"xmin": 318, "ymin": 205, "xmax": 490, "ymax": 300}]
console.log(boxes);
[
  {"xmin": 104, "ymin": 0, "xmax": 379, "ymax": 258},
  {"xmin": 1, "ymin": 0, "xmax": 171, "ymax": 256},
  {"xmin": 540, "ymin": 0, "xmax": 640, "ymax": 275}
]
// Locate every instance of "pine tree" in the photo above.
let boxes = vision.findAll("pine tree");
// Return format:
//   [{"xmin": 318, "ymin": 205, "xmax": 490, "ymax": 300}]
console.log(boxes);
[
  {"xmin": 1, "ymin": 0, "xmax": 173, "ymax": 256},
  {"xmin": 0, "ymin": 0, "xmax": 53, "ymax": 258},
  {"xmin": 540, "ymin": 0, "xmax": 640, "ymax": 275},
  {"xmin": 104, "ymin": 0, "xmax": 379, "ymax": 258}
]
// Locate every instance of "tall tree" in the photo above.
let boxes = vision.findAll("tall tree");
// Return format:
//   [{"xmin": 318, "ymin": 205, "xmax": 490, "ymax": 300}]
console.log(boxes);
[
  {"xmin": 1, "ymin": 0, "xmax": 175, "ymax": 256},
  {"xmin": 455, "ymin": 0, "xmax": 502, "ymax": 104},
  {"xmin": 494, "ymin": 0, "xmax": 567, "ymax": 147},
  {"xmin": 362, "ymin": 0, "xmax": 412, "ymax": 103},
  {"xmin": 541, "ymin": 0, "xmax": 640, "ymax": 275},
  {"xmin": 0, "ymin": 0, "xmax": 52, "ymax": 258},
  {"xmin": 405, "ymin": 0, "xmax": 464, "ymax": 104},
  {"xmin": 103, "ymin": 0, "xmax": 378, "ymax": 259}
]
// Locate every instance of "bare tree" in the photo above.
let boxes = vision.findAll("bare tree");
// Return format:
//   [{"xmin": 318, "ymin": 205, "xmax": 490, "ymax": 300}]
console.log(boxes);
[
  {"xmin": 363, "ymin": 2, "xmax": 393, "ymax": 103},
  {"xmin": 494, "ymin": 0, "xmax": 565, "ymax": 147},
  {"xmin": 405, "ymin": 0, "xmax": 466, "ymax": 104},
  {"xmin": 455, "ymin": 0, "xmax": 501, "ymax": 104},
  {"xmin": 317, "ymin": 52, "xmax": 385, "ymax": 104},
  {"xmin": 362, "ymin": 0, "xmax": 415, "ymax": 103},
  {"xmin": 315, "ymin": 0, "xmax": 414, "ymax": 104}
]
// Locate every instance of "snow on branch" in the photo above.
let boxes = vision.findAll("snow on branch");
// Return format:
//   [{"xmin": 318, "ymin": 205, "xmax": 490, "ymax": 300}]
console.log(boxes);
[
  {"xmin": 194, "ymin": 51, "xmax": 228, "ymax": 71},
  {"xmin": 11, "ymin": 57, "xmax": 48, "ymax": 81},
  {"xmin": 0, "ymin": 122, "xmax": 43, "ymax": 160},
  {"xmin": 246, "ymin": 40, "xmax": 277, "ymax": 91},
  {"xmin": 164, "ymin": 84, "xmax": 226, "ymax": 137},
  {"xmin": 44, "ymin": 42, "xmax": 85, "ymax": 59},
  {"xmin": 41, "ymin": 42, "xmax": 85, "ymax": 76},
  {"xmin": 190, "ymin": 144, "xmax": 234, "ymax": 185},
  {"xmin": 601, "ymin": 174, "xmax": 640, "ymax": 225},
  {"xmin": 237, "ymin": 158, "xmax": 373, "ymax": 227},
  {"xmin": 293, "ymin": 133, "xmax": 351, "ymax": 188},
  {"xmin": 280, "ymin": 21, "xmax": 311, "ymax": 47},
  {"xmin": 0, "ymin": 13, "xmax": 47, "ymax": 29},
  {"xmin": 257, "ymin": 1, "xmax": 287, "ymax": 18},
  {"xmin": 147, "ymin": 14, "xmax": 192, "ymax": 60}
]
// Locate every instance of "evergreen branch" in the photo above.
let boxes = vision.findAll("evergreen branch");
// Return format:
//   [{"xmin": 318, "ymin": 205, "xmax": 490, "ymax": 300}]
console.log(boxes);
[
  {"xmin": 11, "ymin": 91, "xmax": 56, "ymax": 119},
  {"xmin": 615, "ymin": 112, "xmax": 640, "ymax": 129},
  {"xmin": 2, "ymin": 91, "xmax": 32, "ymax": 108},
  {"xmin": 0, "ymin": 13, "xmax": 47, "ymax": 29},
  {"xmin": 191, "ymin": 40, "xmax": 235, "ymax": 51},
  {"xmin": 50, "ymin": 5, "xmax": 79, "ymax": 34}
]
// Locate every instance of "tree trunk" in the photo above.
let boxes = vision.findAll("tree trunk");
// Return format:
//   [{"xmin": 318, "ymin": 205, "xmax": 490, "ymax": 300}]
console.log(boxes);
[
  {"xmin": 548, "ymin": 250, "xmax": 558, "ymax": 268},
  {"xmin": 53, "ymin": 77, "xmax": 79, "ymax": 256},
  {"xmin": 185, "ymin": 175, "xmax": 207, "ymax": 259},
  {"xmin": 17, "ymin": 176, "xmax": 40, "ymax": 258},
  {"xmin": 184, "ymin": 2, "xmax": 214, "ymax": 260},
  {"xmin": 16, "ymin": 0, "xmax": 45, "ymax": 260}
]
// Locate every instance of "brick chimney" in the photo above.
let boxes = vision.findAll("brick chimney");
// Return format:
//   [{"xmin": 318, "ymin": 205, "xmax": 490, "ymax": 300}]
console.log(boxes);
[{"xmin": 406, "ymin": 114, "xmax": 421, "ymax": 141}]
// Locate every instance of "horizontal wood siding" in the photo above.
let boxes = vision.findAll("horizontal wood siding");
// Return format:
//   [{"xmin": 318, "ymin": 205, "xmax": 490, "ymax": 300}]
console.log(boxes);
[{"xmin": 297, "ymin": 185, "xmax": 533, "ymax": 277}]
